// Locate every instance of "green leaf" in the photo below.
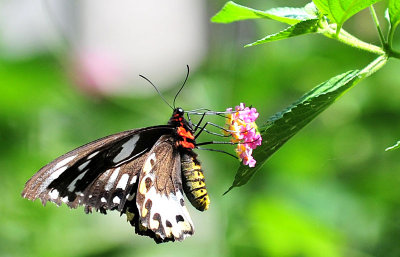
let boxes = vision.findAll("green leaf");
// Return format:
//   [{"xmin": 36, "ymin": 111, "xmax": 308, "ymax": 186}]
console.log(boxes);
[
  {"xmin": 264, "ymin": 6, "xmax": 317, "ymax": 21},
  {"xmin": 312, "ymin": 0, "xmax": 383, "ymax": 32},
  {"xmin": 389, "ymin": 0, "xmax": 400, "ymax": 31},
  {"xmin": 245, "ymin": 19, "xmax": 319, "ymax": 47},
  {"xmin": 385, "ymin": 8, "xmax": 390, "ymax": 25},
  {"xmin": 211, "ymin": 1, "xmax": 315, "ymax": 25},
  {"xmin": 225, "ymin": 70, "xmax": 360, "ymax": 194},
  {"xmin": 385, "ymin": 141, "xmax": 400, "ymax": 151}
]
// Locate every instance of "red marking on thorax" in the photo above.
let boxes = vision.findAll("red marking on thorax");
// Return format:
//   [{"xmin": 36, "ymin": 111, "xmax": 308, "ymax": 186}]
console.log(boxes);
[
  {"xmin": 177, "ymin": 126, "xmax": 195, "ymax": 149},
  {"xmin": 177, "ymin": 127, "xmax": 194, "ymax": 140},
  {"xmin": 173, "ymin": 114, "xmax": 183, "ymax": 122},
  {"xmin": 180, "ymin": 141, "xmax": 195, "ymax": 149}
]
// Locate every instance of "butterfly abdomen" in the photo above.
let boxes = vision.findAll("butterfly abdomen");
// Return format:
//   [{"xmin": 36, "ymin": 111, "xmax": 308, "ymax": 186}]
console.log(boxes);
[{"xmin": 181, "ymin": 152, "xmax": 210, "ymax": 211}]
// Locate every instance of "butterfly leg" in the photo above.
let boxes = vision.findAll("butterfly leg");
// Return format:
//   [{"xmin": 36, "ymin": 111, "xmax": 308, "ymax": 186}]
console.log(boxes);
[
  {"xmin": 195, "ymin": 140, "xmax": 236, "ymax": 146},
  {"xmin": 187, "ymin": 109, "xmax": 233, "ymax": 117},
  {"xmin": 191, "ymin": 112, "xmax": 229, "ymax": 137},
  {"xmin": 188, "ymin": 113, "xmax": 229, "ymax": 139},
  {"xmin": 194, "ymin": 121, "xmax": 233, "ymax": 139},
  {"xmin": 186, "ymin": 112, "xmax": 192, "ymax": 125},
  {"xmin": 195, "ymin": 146, "xmax": 237, "ymax": 159},
  {"xmin": 193, "ymin": 112, "xmax": 206, "ymax": 133}
]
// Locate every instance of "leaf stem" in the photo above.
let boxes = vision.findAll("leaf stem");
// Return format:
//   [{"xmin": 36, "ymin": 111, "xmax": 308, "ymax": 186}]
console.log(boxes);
[
  {"xmin": 321, "ymin": 24, "xmax": 385, "ymax": 55},
  {"xmin": 388, "ymin": 26, "xmax": 396, "ymax": 48},
  {"xmin": 385, "ymin": 140, "xmax": 400, "ymax": 151},
  {"xmin": 387, "ymin": 22, "xmax": 400, "ymax": 55},
  {"xmin": 388, "ymin": 49, "xmax": 400, "ymax": 59},
  {"xmin": 369, "ymin": 5, "xmax": 386, "ymax": 47},
  {"xmin": 357, "ymin": 55, "xmax": 388, "ymax": 80}
]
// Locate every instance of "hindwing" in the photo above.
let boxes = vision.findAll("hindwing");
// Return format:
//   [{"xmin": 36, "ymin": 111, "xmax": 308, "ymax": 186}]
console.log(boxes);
[{"xmin": 130, "ymin": 135, "xmax": 194, "ymax": 243}]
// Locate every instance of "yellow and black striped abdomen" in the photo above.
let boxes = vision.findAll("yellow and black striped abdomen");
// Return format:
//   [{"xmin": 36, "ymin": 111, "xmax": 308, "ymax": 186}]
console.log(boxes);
[{"xmin": 181, "ymin": 152, "xmax": 210, "ymax": 211}]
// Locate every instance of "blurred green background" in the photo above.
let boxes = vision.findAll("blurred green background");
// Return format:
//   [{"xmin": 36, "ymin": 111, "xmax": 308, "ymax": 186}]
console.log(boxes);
[{"xmin": 1, "ymin": 1, "xmax": 400, "ymax": 257}]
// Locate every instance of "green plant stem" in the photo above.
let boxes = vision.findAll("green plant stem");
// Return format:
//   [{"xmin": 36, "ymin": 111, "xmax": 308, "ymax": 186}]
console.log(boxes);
[
  {"xmin": 336, "ymin": 55, "xmax": 388, "ymax": 99},
  {"xmin": 368, "ymin": 5, "xmax": 400, "ymax": 59},
  {"xmin": 387, "ymin": 24, "xmax": 400, "ymax": 58},
  {"xmin": 321, "ymin": 25, "xmax": 385, "ymax": 55},
  {"xmin": 358, "ymin": 55, "xmax": 388, "ymax": 79},
  {"xmin": 388, "ymin": 26, "xmax": 396, "ymax": 48},
  {"xmin": 369, "ymin": 6, "xmax": 386, "ymax": 46},
  {"xmin": 386, "ymin": 26, "xmax": 400, "ymax": 59},
  {"xmin": 389, "ymin": 50, "xmax": 400, "ymax": 59}
]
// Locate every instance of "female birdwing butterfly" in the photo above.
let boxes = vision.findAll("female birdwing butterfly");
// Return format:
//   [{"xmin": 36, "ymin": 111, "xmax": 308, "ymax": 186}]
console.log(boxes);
[{"xmin": 22, "ymin": 68, "xmax": 216, "ymax": 243}]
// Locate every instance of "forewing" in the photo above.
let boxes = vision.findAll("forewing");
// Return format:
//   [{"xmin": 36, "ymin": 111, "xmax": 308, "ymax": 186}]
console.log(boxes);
[
  {"xmin": 22, "ymin": 126, "xmax": 173, "ymax": 212},
  {"xmin": 133, "ymin": 135, "xmax": 194, "ymax": 243}
]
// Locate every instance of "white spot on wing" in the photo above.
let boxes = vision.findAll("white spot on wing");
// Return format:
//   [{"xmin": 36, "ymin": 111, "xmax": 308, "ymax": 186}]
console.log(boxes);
[
  {"xmin": 113, "ymin": 135, "xmax": 140, "ymax": 163},
  {"xmin": 130, "ymin": 176, "xmax": 137, "ymax": 185},
  {"xmin": 101, "ymin": 197, "xmax": 107, "ymax": 203},
  {"xmin": 104, "ymin": 167, "xmax": 120, "ymax": 191},
  {"xmin": 88, "ymin": 151, "xmax": 99, "ymax": 159},
  {"xmin": 49, "ymin": 189, "xmax": 59, "ymax": 199},
  {"xmin": 126, "ymin": 193, "xmax": 135, "ymax": 201},
  {"xmin": 39, "ymin": 166, "xmax": 68, "ymax": 193},
  {"xmin": 116, "ymin": 174, "xmax": 129, "ymax": 189},
  {"xmin": 67, "ymin": 170, "xmax": 88, "ymax": 192},
  {"xmin": 113, "ymin": 196, "xmax": 120, "ymax": 204},
  {"xmin": 78, "ymin": 160, "xmax": 90, "ymax": 171},
  {"xmin": 143, "ymin": 153, "xmax": 156, "ymax": 174},
  {"xmin": 51, "ymin": 166, "xmax": 68, "ymax": 180},
  {"xmin": 54, "ymin": 155, "xmax": 77, "ymax": 169},
  {"xmin": 88, "ymin": 151, "xmax": 100, "ymax": 160},
  {"xmin": 138, "ymin": 184, "xmax": 194, "ymax": 240}
]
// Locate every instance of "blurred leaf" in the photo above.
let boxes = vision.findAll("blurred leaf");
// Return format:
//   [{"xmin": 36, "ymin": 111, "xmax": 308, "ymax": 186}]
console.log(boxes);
[
  {"xmin": 250, "ymin": 197, "xmax": 342, "ymax": 257},
  {"xmin": 211, "ymin": 1, "xmax": 314, "ymax": 25},
  {"xmin": 225, "ymin": 70, "xmax": 360, "ymax": 193},
  {"xmin": 385, "ymin": 140, "xmax": 400, "ymax": 151},
  {"xmin": 0, "ymin": 57, "xmax": 71, "ymax": 118},
  {"xmin": 312, "ymin": 0, "xmax": 383, "ymax": 32},
  {"xmin": 245, "ymin": 19, "xmax": 319, "ymax": 47},
  {"xmin": 389, "ymin": 0, "xmax": 400, "ymax": 31}
]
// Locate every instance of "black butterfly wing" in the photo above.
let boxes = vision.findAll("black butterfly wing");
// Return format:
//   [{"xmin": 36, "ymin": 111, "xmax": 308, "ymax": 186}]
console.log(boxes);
[
  {"xmin": 127, "ymin": 135, "xmax": 194, "ymax": 243},
  {"xmin": 22, "ymin": 125, "xmax": 173, "ymax": 213},
  {"xmin": 78, "ymin": 152, "xmax": 150, "ymax": 214}
]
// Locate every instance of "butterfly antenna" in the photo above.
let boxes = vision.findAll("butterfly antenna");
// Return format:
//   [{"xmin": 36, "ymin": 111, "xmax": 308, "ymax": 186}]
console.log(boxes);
[
  {"xmin": 139, "ymin": 74, "xmax": 173, "ymax": 110},
  {"xmin": 173, "ymin": 65, "xmax": 190, "ymax": 109}
]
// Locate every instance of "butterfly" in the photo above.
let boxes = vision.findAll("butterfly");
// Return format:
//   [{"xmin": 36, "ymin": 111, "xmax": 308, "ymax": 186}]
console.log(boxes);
[
  {"xmin": 22, "ymin": 107, "xmax": 212, "ymax": 243},
  {"xmin": 21, "ymin": 69, "xmax": 220, "ymax": 243}
]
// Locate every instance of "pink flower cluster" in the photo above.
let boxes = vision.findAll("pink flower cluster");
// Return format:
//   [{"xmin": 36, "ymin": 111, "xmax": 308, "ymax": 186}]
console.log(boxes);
[{"xmin": 225, "ymin": 103, "xmax": 262, "ymax": 167}]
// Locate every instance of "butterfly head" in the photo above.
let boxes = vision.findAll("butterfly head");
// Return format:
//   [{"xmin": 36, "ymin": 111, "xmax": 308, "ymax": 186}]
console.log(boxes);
[
  {"xmin": 169, "ymin": 107, "xmax": 186, "ymax": 125},
  {"xmin": 168, "ymin": 108, "xmax": 196, "ymax": 150},
  {"xmin": 174, "ymin": 107, "xmax": 184, "ymax": 116}
]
